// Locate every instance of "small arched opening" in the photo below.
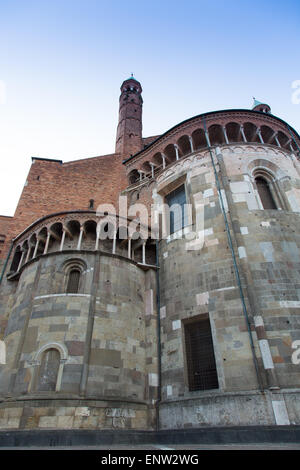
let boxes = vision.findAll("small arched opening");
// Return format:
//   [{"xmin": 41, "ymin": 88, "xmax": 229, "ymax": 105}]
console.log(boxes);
[
  {"xmin": 164, "ymin": 144, "xmax": 177, "ymax": 164},
  {"xmin": 128, "ymin": 169, "xmax": 140, "ymax": 185},
  {"xmin": 191, "ymin": 129, "xmax": 206, "ymax": 150},
  {"xmin": 244, "ymin": 122, "xmax": 260, "ymax": 143},
  {"xmin": 177, "ymin": 135, "xmax": 192, "ymax": 156},
  {"xmin": 10, "ymin": 246, "xmax": 22, "ymax": 273},
  {"xmin": 225, "ymin": 122, "xmax": 242, "ymax": 143},
  {"xmin": 208, "ymin": 124, "xmax": 225, "ymax": 145}
]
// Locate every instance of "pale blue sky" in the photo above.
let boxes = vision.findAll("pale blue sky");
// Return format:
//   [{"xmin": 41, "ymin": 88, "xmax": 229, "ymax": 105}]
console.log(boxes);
[{"xmin": 0, "ymin": 0, "xmax": 299, "ymax": 215}]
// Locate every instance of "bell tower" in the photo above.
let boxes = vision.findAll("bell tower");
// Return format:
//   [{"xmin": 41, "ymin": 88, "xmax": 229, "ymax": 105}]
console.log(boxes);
[{"xmin": 115, "ymin": 75, "xmax": 143, "ymax": 157}]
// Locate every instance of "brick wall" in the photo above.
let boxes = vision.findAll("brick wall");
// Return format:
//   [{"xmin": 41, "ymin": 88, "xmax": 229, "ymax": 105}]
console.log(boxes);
[
  {"xmin": 1, "ymin": 154, "xmax": 128, "ymax": 259},
  {"xmin": 0, "ymin": 216, "xmax": 13, "ymax": 267}
]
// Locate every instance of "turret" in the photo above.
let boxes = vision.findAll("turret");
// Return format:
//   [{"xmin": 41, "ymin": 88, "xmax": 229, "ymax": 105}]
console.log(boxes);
[{"xmin": 252, "ymin": 98, "xmax": 271, "ymax": 113}]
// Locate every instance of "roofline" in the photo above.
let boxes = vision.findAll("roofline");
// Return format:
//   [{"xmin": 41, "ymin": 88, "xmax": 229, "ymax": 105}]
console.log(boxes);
[
  {"xmin": 122, "ymin": 108, "xmax": 300, "ymax": 164},
  {"xmin": 32, "ymin": 157, "xmax": 63, "ymax": 164}
]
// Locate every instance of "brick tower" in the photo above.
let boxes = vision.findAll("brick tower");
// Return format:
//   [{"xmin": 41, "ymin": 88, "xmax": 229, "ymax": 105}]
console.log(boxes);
[{"xmin": 115, "ymin": 75, "xmax": 143, "ymax": 158}]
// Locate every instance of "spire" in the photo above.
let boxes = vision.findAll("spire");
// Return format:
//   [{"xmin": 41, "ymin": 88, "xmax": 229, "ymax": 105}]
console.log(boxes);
[
  {"xmin": 252, "ymin": 97, "xmax": 263, "ymax": 108},
  {"xmin": 127, "ymin": 73, "xmax": 137, "ymax": 81}
]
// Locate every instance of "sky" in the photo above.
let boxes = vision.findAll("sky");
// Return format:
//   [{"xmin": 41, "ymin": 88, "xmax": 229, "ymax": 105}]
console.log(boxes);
[{"xmin": 0, "ymin": 0, "xmax": 299, "ymax": 216}]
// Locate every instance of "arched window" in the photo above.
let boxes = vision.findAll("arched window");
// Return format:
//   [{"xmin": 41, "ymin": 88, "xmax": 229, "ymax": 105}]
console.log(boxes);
[
  {"xmin": 37, "ymin": 348, "xmax": 60, "ymax": 392},
  {"xmin": 255, "ymin": 176, "xmax": 277, "ymax": 210},
  {"xmin": 62, "ymin": 258, "xmax": 87, "ymax": 294},
  {"xmin": 66, "ymin": 268, "xmax": 81, "ymax": 293}
]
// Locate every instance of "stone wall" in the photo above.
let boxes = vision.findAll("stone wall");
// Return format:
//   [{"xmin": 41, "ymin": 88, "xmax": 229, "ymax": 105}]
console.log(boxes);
[
  {"xmin": 149, "ymin": 143, "xmax": 300, "ymax": 427},
  {"xmin": 0, "ymin": 249, "xmax": 158, "ymax": 430}
]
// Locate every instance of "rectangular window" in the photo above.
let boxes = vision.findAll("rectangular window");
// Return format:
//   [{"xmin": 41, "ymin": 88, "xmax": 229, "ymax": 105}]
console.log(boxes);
[
  {"xmin": 184, "ymin": 317, "xmax": 219, "ymax": 391},
  {"xmin": 165, "ymin": 185, "xmax": 188, "ymax": 234}
]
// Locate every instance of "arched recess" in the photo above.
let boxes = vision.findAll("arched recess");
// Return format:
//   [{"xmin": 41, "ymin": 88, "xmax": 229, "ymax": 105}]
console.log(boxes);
[
  {"xmin": 83, "ymin": 220, "xmax": 97, "ymax": 242},
  {"xmin": 225, "ymin": 122, "xmax": 242, "ymax": 143},
  {"xmin": 48, "ymin": 222, "xmax": 63, "ymax": 252},
  {"xmin": 62, "ymin": 258, "xmax": 87, "ymax": 294},
  {"xmin": 251, "ymin": 165, "xmax": 287, "ymax": 211},
  {"xmin": 243, "ymin": 122, "xmax": 260, "ymax": 143},
  {"xmin": 277, "ymin": 131, "xmax": 290, "ymax": 148},
  {"xmin": 36, "ymin": 348, "xmax": 61, "ymax": 391},
  {"xmin": 20, "ymin": 240, "xmax": 29, "ymax": 268},
  {"xmin": 191, "ymin": 128, "xmax": 206, "ymax": 150},
  {"xmin": 10, "ymin": 245, "xmax": 22, "ymax": 273},
  {"xmin": 243, "ymin": 158, "xmax": 290, "ymax": 211},
  {"xmin": 164, "ymin": 144, "xmax": 177, "ymax": 164},
  {"xmin": 254, "ymin": 174, "xmax": 277, "ymax": 210},
  {"xmin": 37, "ymin": 227, "xmax": 48, "ymax": 254},
  {"xmin": 208, "ymin": 124, "xmax": 225, "ymax": 145},
  {"xmin": 177, "ymin": 135, "xmax": 192, "ymax": 156},
  {"xmin": 30, "ymin": 342, "xmax": 68, "ymax": 393},
  {"xmin": 28, "ymin": 233, "xmax": 37, "ymax": 261},
  {"xmin": 66, "ymin": 220, "xmax": 81, "ymax": 238},
  {"xmin": 128, "ymin": 169, "xmax": 140, "ymax": 185},
  {"xmin": 152, "ymin": 152, "xmax": 164, "ymax": 168},
  {"xmin": 261, "ymin": 125, "xmax": 276, "ymax": 145},
  {"xmin": 141, "ymin": 161, "xmax": 152, "ymax": 177}
]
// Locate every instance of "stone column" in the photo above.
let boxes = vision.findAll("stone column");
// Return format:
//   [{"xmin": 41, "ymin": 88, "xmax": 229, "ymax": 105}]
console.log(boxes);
[
  {"xmin": 149, "ymin": 162, "xmax": 156, "ymax": 179},
  {"xmin": 112, "ymin": 230, "xmax": 117, "ymax": 254},
  {"xmin": 33, "ymin": 239, "xmax": 40, "ymax": 259},
  {"xmin": 161, "ymin": 154, "xmax": 166, "ymax": 170},
  {"xmin": 240, "ymin": 125, "xmax": 247, "ymax": 143},
  {"xmin": 60, "ymin": 229, "xmax": 66, "ymax": 251},
  {"xmin": 25, "ymin": 244, "xmax": 32, "ymax": 264},
  {"xmin": 77, "ymin": 226, "xmax": 84, "ymax": 250},
  {"xmin": 142, "ymin": 241, "xmax": 146, "ymax": 264},
  {"xmin": 257, "ymin": 128, "xmax": 264, "ymax": 144},
  {"xmin": 128, "ymin": 237, "xmax": 131, "ymax": 259},
  {"xmin": 222, "ymin": 126, "xmax": 229, "ymax": 144},
  {"xmin": 43, "ymin": 232, "xmax": 51, "ymax": 255},
  {"xmin": 174, "ymin": 144, "xmax": 180, "ymax": 161},
  {"xmin": 188, "ymin": 136, "xmax": 194, "ymax": 153},
  {"xmin": 95, "ymin": 226, "xmax": 100, "ymax": 251},
  {"xmin": 17, "ymin": 249, "xmax": 25, "ymax": 272},
  {"xmin": 274, "ymin": 133, "xmax": 281, "ymax": 147},
  {"xmin": 205, "ymin": 130, "xmax": 211, "ymax": 147},
  {"xmin": 285, "ymin": 138, "xmax": 292, "ymax": 149}
]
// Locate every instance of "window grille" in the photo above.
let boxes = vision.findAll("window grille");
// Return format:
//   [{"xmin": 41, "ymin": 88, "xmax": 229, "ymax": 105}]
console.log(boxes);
[
  {"xmin": 184, "ymin": 318, "xmax": 219, "ymax": 391},
  {"xmin": 66, "ymin": 268, "xmax": 80, "ymax": 293},
  {"xmin": 165, "ymin": 185, "xmax": 188, "ymax": 234}
]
